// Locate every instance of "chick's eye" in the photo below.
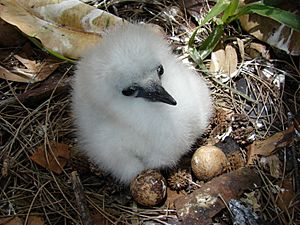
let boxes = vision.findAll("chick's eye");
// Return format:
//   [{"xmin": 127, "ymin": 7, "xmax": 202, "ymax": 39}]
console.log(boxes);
[
  {"xmin": 157, "ymin": 64, "xmax": 164, "ymax": 77},
  {"xmin": 122, "ymin": 86, "xmax": 136, "ymax": 96}
]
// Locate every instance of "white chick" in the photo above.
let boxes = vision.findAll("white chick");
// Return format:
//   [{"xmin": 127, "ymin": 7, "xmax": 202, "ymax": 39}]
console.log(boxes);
[{"xmin": 72, "ymin": 23, "xmax": 213, "ymax": 184}]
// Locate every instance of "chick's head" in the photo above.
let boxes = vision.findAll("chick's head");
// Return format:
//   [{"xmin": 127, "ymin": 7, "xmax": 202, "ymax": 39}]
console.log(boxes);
[{"xmin": 78, "ymin": 24, "xmax": 176, "ymax": 107}]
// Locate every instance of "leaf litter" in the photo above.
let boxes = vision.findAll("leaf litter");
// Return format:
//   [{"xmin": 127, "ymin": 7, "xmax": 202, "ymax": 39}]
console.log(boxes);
[{"xmin": 0, "ymin": 0, "xmax": 300, "ymax": 224}]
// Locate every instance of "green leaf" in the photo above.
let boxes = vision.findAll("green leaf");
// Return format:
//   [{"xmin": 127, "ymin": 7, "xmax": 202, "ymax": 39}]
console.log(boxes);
[
  {"xmin": 199, "ymin": 0, "xmax": 231, "ymax": 26},
  {"xmin": 262, "ymin": 0, "xmax": 284, "ymax": 7},
  {"xmin": 222, "ymin": 0, "xmax": 239, "ymax": 22},
  {"xmin": 28, "ymin": 36, "xmax": 75, "ymax": 62},
  {"xmin": 188, "ymin": 27, "xmax": 199, "ymax": 48},
  {"xmin": 189, "ymin": 25, "xmax": 224, "ymax": 64},
  {"xmin": 188, "ymin": 0, "xmax": 229, "ymax": 49},
  {"xmin": 189, "ymin": 47, "xmax": 203, "ymax": 65},
  {"xmin": 236, "ymin": 3, "xmax": 300, "ymax": 32}
]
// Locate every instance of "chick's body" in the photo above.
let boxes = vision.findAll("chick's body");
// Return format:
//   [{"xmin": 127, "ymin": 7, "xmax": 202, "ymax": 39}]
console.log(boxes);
[{"xmin": 72, "ymin": 24, "xmax": 212, "ymax": 183}]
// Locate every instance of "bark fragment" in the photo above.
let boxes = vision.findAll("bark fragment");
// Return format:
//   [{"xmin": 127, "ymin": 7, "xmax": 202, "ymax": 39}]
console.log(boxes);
[{"xmin": 175, "ymin": 167, "xmax": 262, "ymax": 225}]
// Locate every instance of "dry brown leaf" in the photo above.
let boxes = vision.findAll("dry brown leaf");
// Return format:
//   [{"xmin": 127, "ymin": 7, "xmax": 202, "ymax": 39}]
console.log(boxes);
[
  {"xmin": 31, "ymin": 58, "xmax": 61, "ymax": 81},
  {"xmin": 210, "ymin": 43, "xmax": 238, "ymax": 79},
  {"xmin": 239, "ymin": 0, "xmax": 300, "ymax": 55},
  {"xmin": 245, "ymin": 42, "xmax": 270, "ymax": 59},
  {"xmin": 92, "ymin": 214, "xmax": 114, "ymax": 225},
  {"xmin": 165, "ymin": 188, "xmax": 186, "ymax": 209},
  {"xmin": 30, "ymin": 141, "xmax": 70, "ymax": 174},
  {"xmin": 27, "ymin": 215, "xmax": 44, "ymax": 225},
  {"xmin": 0, "ymin": 0, "xmax": 125, "ymax": 59},
  {"xmin": 14, "ymin": 54, "xmax": 38, "ymax": 72},
  {"xmin": 224, "ymin": 44, "xmax": 238, "ymax": 77},
  {"xmin": 247, "ymin": 126, "xmax": 294, "ymax": 164},
  {"xmin": 0, "ymin": 75, "xmax": 71, "ymax": 108},
  {"xmin": 276, "ymin": 178, "xmax": 295, "ymax": 213},
  {"xmin": 210, "ymin": 47, "xmax": 226, "ymax": 73},
  {"xmin": 259, "ymin": 155, "xmax": 282, "ymax": 178},
  {"xmin": 241, "ymin": 191, "xmax": 261, "ymax": 212},
  {"xmin": 0, "ymin": 217, "xmax": 23, "ymax": 225},
  {"xmin": 0, "ymin": 57, "xmax": 60, "ymax": 83},
  {"xmin": 0, "ymin": 42, "xmax": 61, "ymax": 83},
  {"xmin": 0, "ymin": 65, "xmax": 30, "ymax": 82}
]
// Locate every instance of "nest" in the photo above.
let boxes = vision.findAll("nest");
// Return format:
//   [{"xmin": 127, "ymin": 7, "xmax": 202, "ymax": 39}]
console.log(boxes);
[{"xmin": 0, "ymin": 0, "xmax": 299, "ymax": 224}]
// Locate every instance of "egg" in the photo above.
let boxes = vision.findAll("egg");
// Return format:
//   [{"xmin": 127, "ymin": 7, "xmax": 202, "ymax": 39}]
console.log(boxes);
[
  {"xmin": 191, "ymin": 145, "xmax": 228, "ymax": 181},
  {"xmin": 130, "ymin": 170, "xmax": 167, "ymax": 206}
]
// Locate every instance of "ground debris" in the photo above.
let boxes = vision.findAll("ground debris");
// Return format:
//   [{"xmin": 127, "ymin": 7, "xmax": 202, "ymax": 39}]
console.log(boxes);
[
  {"xmin": 30, "ymin": 141, "xmax": 70, "ymax": 174},
  {"xmin": 0, "ymin": 73, "xmax": 72, "ymax": 108},
  {"xmin": 175, "ymin": 167, "xmax": 262, "ymax": 225},
  {"xmin": 71, "ymin": 171, "xmax": 93, "ymax": 225},
  {"xmin": 247, "ymin": 126, "xmax": 295, "ymax": 164},
  {"xmin": 229, "ymin": 199, "xmax": 263, "ymax": 225}
]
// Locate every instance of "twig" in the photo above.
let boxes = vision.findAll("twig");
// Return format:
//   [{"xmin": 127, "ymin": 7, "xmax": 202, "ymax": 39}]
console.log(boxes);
[
  {"xmin": 292, "ymin": 144, "xmax": 300, "ymax": 192},
  {"xmin": 71, "ymin": 171, "xmax": 93, "ymax": 225},
  {"xmin": 0, "ymin": 72, "xmax": 72, "ymax": 108}
]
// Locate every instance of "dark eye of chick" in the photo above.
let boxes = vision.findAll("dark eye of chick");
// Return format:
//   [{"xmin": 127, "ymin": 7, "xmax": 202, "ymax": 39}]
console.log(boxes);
[
  {"xmin": 157, "ymin": 64, "xmax": 164, "ymax": 78},
  {"xmin": 122, "ymin": 86, "xmax": 136, "ymax": 96}
]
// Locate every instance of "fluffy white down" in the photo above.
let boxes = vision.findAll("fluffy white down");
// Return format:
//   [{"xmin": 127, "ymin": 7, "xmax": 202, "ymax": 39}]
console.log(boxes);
[{"xmin": 72, "ymin": 23, "xmax": 213, "ymax": 183}]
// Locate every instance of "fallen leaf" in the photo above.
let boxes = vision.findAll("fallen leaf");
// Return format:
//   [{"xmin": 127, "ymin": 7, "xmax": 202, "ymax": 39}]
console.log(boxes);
[
  {"xmin": 0, "ymin": 75, "xmax": 72, "ymax": 108},
  {"xmin": 0, "ymin": 0, "xmax": 125, "ymax": 59},
  {"xmin": 165, "ymin": 188, "xmax": 186, "ymax": 209},
  {"xmin": 210, "ymin": 43, "xmax": 238, "ymax": 80},
  {"xmin": 0, "ymin": 217, "xmax": 23, "ymax": 225},
  {"xmin": 259, "ymin": 155, "xmax": 282, "ymax": 178},
  {"xmin": 0, "ymin": 52, "xmax": 61, "ymax": 83},
  {"xmin": 245, "ymin": 42, "xmax": 270, "ymax": 59},
  {"xmin": 30, "ymin": 141, "xmax": 70, "ymax": 174},
  {"xmin": 29, "ymin": 58, "xmax": 61, "ymax": 81},
  {"xmin": 210, "ymin": 46, "xmax": 226, "ymax": 74},
  {"xmin": 276, "ymin": 178, "xmax": 295, "ymax": 213},
  {"xmin": 247, "ymin": 126, "xmax": 294, "ymax": 164},
  {"xmin": 27, "ymin": 215, "xmax": 44, "ymax": 225},
  {"xmin": 224, "ymin": 44, "xmax": 238, "ymax": 77},
  {"xmin": 0, "ymin": 64, "xmax": 30, "ymax": 82},
  {"xmin": 14, "ymin": 54, "xmax": 37, "ymax": 71},
  {"xmin": 236, "ymin": 37, "xmax": 245, "ymax": 61},
  {"xmin": 241, "ymin": 191, "xmax": 261, "ymax": 212},
  {"xmin": 92, "ymin": 214, "xmax": 114, "ymax": 225},
  {"xmin": 239, "ymin": 0, "xmax": 300, "ymax": 55}
]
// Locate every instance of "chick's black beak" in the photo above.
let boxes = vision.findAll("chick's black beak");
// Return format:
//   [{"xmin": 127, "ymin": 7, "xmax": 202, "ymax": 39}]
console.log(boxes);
[{"xmin": 136, "ymin": 83, "xmax": 177, "ymax": 106}]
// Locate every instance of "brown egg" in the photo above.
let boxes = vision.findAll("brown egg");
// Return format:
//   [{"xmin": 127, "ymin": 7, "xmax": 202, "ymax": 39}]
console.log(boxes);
[
  {"xmin": 191, "ymin": 145, "xmax": 228, "ymax": 181},
  {"xmin": 130, "ymin": 170, "xmax": 167, "ymax": 206}
]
